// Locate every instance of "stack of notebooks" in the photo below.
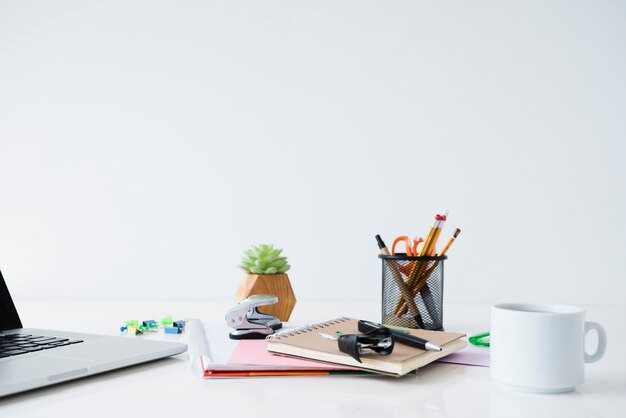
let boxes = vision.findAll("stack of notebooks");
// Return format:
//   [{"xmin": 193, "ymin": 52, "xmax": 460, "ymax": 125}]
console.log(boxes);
[
  {"xmin": 192, "ymin": 317, "xmax": 466, "ymax": 377},
  {"xmin": 233, "ymin": 317, "xmax": 466, "ymax": 377}
]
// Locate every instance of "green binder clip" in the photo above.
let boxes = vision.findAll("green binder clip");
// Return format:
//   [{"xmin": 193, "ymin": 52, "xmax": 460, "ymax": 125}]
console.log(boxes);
[
  {"xmin": 161, "ymin": 315, "xmax": 174, "ymax": 327},
  {"xmin": 469, "ymin": 331, "xmax": 490, "ymax": 347}
]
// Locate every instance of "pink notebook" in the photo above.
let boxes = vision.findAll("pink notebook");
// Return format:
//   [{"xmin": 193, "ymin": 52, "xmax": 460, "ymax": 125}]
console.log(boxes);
[{"xmin": 228, "ymin": 340, "xmax": 356, "ymax": 370}]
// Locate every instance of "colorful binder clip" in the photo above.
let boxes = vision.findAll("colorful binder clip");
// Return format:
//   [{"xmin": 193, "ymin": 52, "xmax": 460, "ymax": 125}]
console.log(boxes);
[
  {"xmin": 160, "ymin": 315, "xmax": 174, "ymax": 327},
  {"xmin": 120, "ymin": 317, "xmax": 188, "ymax": 336},
  {"xmin": 125, "ymin": 325, "xmax": 142, "ymax": 336},
  {"xmin": 225, "ymin": 295, "xmax": 283, "ymax": 340},
  {"xmin": 164, "ymin": 326, "xmax": 182, "ymax": 334},
  {"xmin": 142, "ymin": 320, "xmax": 158, "ymax": 330}
]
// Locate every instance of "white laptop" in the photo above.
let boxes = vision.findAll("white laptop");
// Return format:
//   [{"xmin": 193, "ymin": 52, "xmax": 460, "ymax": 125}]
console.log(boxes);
[{"xmin": 0, "ymin": 269, "xmax": 187, "ymax": 397}]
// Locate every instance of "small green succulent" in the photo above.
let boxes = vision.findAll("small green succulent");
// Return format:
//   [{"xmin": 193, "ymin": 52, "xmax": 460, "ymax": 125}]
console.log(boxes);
[{"xmin": 240, "ymin": 244, "xmax": 291, "ymax": 275}]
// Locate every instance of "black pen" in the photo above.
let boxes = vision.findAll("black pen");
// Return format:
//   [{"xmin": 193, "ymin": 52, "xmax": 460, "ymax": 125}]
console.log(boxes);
[{"xmin": 358, "ymin": 320, "xmax": 442, "ymax": 352}]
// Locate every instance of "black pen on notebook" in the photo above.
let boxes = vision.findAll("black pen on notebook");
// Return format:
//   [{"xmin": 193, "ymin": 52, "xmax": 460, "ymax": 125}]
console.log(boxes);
[{"xmin": 358, "ymin": 320, "xmax": 442, "ymax": 352}]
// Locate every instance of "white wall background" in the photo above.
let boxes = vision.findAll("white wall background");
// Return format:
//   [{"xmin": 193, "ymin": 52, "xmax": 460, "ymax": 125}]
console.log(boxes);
[{"xmin": 1, "ymin": 0, "xmax": 624, "ymax": 307}]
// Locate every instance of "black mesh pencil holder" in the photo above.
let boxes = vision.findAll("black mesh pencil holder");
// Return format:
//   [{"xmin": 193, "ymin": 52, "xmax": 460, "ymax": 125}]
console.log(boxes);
[{"xmin": 379, "ymin": 254, "xmax": 446, "ymax": 331}]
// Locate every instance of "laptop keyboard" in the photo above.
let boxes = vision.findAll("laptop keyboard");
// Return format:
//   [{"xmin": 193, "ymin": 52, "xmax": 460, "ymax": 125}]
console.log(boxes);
[{"xmin": 0, "ymin": 334, "xmax": 83, "ymax": 358}]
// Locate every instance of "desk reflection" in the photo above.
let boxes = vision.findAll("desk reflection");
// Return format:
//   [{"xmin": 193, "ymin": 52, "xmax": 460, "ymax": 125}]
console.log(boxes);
[{"xmin": 490, "ymin": 384, "xmax": 598, "ymax": 418}]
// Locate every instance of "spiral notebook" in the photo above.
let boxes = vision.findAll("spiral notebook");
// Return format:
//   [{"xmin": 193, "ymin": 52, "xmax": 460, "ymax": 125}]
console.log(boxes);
[{"xmin": 266, "ymin": 317, "xmax": 466, "ymax": 377}]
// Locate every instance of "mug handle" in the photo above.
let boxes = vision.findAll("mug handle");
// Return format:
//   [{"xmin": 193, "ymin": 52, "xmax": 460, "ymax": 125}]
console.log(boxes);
[{"xmin": 584, "ymin": 321, "xmax": 607, "ymax": 363}]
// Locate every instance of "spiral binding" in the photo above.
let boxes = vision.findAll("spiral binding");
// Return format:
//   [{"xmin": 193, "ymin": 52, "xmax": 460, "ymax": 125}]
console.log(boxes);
[{"xmin": 266, "ymin": 317, "xmax": 350, "ymax": 341}]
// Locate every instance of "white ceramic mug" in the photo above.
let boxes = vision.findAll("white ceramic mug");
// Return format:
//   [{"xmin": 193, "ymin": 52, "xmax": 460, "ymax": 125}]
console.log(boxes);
[{"xmin": 490, "ymin": 303, "xmax": 607, "ymax": 393}]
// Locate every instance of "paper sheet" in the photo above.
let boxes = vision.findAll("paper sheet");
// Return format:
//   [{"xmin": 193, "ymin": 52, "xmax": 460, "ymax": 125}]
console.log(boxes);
[
  {"xmin": 436, "ymin": 341, "xmax": 490, "ymax": 367},
  {"xmin": 186, "ymin": 319, "xmax": 215, "ymax": 376}
]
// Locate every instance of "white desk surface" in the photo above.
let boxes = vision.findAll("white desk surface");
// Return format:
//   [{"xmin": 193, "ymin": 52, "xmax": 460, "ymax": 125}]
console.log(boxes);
[{"xmin": 0, "ymin": 300, "xmax": 624, "ymax": 418}]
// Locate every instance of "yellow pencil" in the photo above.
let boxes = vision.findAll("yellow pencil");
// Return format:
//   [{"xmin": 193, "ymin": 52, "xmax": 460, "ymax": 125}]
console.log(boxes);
[
  {"xmin": 394, "ymin": 212, "xmax": 447, "ymax": 316},
  {"xmin": 439, "ymin": 228, "xmax": 461, "ymax": 256},
  {"xmin": 408, "ymin": 228, "xmax": 461, "ymax": 311}
]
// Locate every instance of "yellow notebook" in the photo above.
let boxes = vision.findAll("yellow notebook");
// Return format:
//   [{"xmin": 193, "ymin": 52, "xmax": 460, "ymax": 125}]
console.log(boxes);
[{"xmin": 266, "ymin": 317, "xmax": 466, "ymax": 377}]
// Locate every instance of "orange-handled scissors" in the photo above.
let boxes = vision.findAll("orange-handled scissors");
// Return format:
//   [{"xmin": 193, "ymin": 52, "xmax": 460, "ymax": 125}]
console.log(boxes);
[{"xmin": 391, "ymin": 236, "xmax": 424, "ymax": 256}]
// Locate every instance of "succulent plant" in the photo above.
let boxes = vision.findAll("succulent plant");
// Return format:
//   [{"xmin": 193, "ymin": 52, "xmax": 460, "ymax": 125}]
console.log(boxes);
[{"xmin": 240, "ymin": 244, "xmax": 291, "ymax": 275}]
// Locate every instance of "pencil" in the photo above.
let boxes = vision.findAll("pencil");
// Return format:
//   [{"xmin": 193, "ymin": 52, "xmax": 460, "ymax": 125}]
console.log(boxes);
[
  {"xmin": 439, "ymin": 228, "xmax": 461, "ymax": 256},
  {"xmin": 404, "ymin": 227, "xmax": 461, "ymax": 322},
  {"xmin": 393, "ymin": 212, "xmax": 447, "ymax": 316}
]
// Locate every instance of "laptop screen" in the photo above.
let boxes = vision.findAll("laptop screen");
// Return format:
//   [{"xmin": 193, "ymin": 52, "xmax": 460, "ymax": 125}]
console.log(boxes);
[{"xmin": 0, "ymin": 270, "xmax": 23, "ymax": 331}]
